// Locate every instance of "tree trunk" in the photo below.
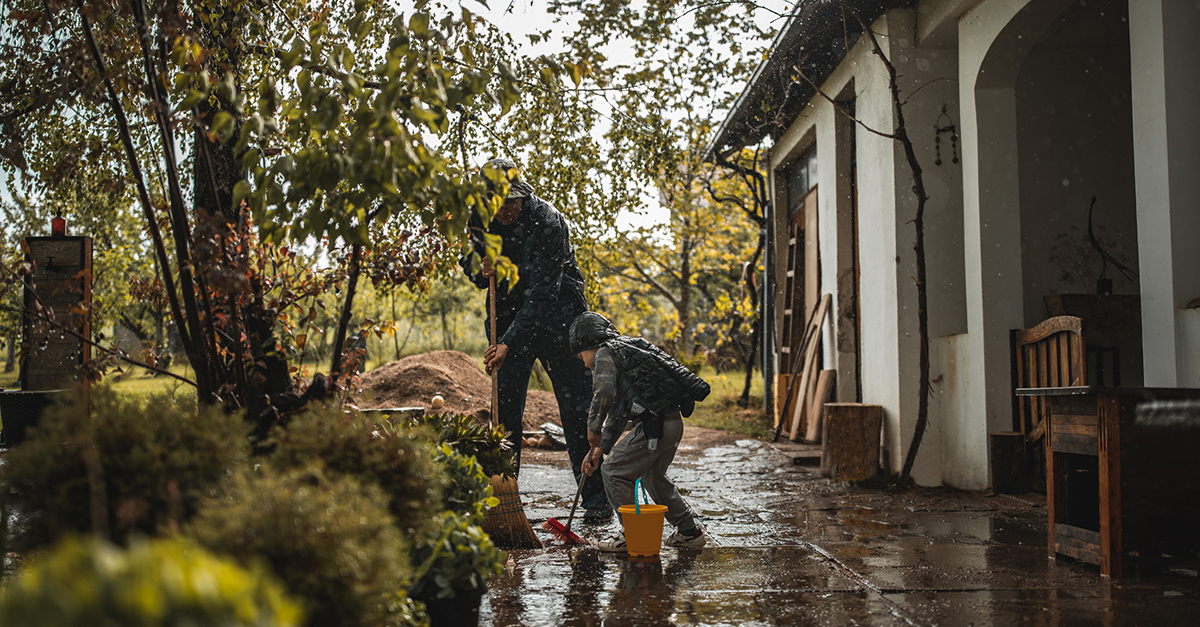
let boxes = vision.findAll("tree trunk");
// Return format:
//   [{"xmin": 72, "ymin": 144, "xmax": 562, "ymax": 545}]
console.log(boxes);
[
  {"xmin": 739, "ymin": 232, "xmax": 766, "ymax": 405},
  {"xmin": 391, "ymin": 292, "xmax": 401, "ymax": 360},
  {"xmin": 440, "ymin": 307, "xmax": 453, "ymax": 351},
  {"xmin": 678, "ymin": 237, "xmax": 693, "ymax": 355},
  {"xmin": 4, "ymin": 335, "xmax": 14, "ymax": 373},
  {"xmin": 331, "ymin": 244, "xmax": 363, "ymax": 380}
]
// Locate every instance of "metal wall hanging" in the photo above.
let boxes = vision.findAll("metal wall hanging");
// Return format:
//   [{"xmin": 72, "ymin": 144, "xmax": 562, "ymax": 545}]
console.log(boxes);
[{"xmin": 934, "ymin": 105, "xmax": 958, "ymax": 166}]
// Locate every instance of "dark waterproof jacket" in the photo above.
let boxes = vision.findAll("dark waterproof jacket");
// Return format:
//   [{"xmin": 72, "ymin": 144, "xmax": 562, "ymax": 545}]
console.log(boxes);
[
  {"xmin": 570, "ymin": 312, "xmax": 712, "ymax": 421},
  {"xmin": 460, "ymin": 195, "xmax": 589, "ymax": 349}
]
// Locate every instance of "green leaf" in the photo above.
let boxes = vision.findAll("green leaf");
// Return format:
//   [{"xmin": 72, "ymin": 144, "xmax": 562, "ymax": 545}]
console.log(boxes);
[
  {"xmin": 409, "ymin": 13, "xmax": 430, "ymax": 38},
  {"xmin": 177, "ymin": 89, "xmax": 206, "ymax": 111},
  {"xmin": 210, "ymin": 111, "xmax": 236, "ymax": 144},
  {"xmin": 241, "ymin": 148, "xmax": 262, "ymax": 172},
  {"xmin": 231, "ymin": 180, "xmax": 252, "ymax": 211},
  {"xmin": 281, "ymin": 38, "xmax": 305, "ymax": 68},
  {"xmin": 215, "ymin": 72, "xmax": 236, "ymax": 103}
]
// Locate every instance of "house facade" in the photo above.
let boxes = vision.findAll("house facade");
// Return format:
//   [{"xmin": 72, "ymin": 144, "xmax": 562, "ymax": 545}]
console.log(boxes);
[{"xmin": 710, "ymin": 0, "xmax": 1199, "ymax": 489}]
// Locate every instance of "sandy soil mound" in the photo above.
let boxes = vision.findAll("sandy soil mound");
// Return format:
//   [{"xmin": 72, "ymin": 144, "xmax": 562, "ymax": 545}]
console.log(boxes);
[{"xmin": 354, "ymin": 350, "xmax": 561, "ymax": 432}]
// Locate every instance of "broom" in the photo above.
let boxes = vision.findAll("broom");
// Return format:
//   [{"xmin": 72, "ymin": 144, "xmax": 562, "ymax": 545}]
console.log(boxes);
[
  {"xmin": 480, "ymin": 273, "xmax": 543, "ymax": 549},
  {"xmin": 542, "ymin": 471, "xmax": 588, "ymax": 545}
]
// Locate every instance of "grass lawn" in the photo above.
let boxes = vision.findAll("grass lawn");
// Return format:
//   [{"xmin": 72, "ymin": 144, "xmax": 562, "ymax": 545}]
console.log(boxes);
[
  {"xmin": 0, "ymin": 363, "xmax": 197, "ymax": 404},
  {"xmin": 0, "ymin": 367, "xmax": 16, "ymax": 390},
  {"xmin": 686, "ymin": 367, "xmax": 772, "ymax": 439},
  {"xmin": 104, "ymin": 364, "xmax": 198, "ymax": 404},
  {"xmin": 2, "ymin": 353, "xmax": 770, "ymax": 438}
]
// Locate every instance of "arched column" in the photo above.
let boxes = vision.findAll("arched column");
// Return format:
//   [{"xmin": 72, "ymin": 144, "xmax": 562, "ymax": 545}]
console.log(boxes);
[
  {"xmin": 958, "ymin": 0, "xmax": 1075, "ymax": 486},
  {"xmin": 1129, "ymin": 0, "xmax": 1200, "ymax": 387}
]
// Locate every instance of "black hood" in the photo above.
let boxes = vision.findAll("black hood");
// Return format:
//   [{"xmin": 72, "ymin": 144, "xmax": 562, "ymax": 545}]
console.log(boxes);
[{"xmin": 569, "ymin": 312, "xmax": 620, "ymax": 355}]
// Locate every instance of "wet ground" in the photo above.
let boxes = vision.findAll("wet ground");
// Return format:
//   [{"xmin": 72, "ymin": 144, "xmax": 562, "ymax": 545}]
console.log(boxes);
[{"xmin": 484, "ymin": 427, "xmax": 1200, "ymax": 626}]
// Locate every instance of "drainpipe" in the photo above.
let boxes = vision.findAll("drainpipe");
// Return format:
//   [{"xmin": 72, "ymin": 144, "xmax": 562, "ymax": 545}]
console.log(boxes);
[{"xmin": 762, "ymin": 151, "xmax": 775, "ymax": 415}]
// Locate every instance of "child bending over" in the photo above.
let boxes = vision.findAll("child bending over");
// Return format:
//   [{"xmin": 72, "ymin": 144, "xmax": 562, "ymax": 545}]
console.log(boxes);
[{"xmin": 570, "ymin": 312, "xmax": 712, "ymax": 551}]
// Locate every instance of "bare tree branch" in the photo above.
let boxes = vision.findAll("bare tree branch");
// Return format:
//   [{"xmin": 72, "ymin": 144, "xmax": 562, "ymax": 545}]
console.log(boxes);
[{"xmin": 790, "ymin": 63, "xmax": 897, "ymax": 141}]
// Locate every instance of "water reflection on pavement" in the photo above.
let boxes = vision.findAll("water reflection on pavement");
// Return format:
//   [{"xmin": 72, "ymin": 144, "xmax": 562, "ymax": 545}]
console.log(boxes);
[{"xmin": 482, "ymin": 433, "xmax": 1200, "ymax": 626}]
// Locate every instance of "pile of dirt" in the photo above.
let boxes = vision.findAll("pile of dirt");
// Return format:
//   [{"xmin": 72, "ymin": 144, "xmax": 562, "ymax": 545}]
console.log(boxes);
[{"xmin": 354, "ymin": 350, "xmax": 561, "ymax": 433}]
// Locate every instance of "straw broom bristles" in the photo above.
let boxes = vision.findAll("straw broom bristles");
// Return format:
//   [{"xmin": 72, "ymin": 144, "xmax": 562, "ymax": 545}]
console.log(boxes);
[
  {"xmin": 483, "ymin": 475, "xmax": 543, "ymax": 549},
  {"xmin": 480, "ymin": 274, "xmax": 543, "ymax": 550}
]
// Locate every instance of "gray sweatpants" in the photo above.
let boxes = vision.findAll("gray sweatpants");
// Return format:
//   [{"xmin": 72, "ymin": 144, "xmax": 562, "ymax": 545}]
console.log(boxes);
[{"xmin": 601, "ymin": 415, "xmax": 698, "ymax": 532}]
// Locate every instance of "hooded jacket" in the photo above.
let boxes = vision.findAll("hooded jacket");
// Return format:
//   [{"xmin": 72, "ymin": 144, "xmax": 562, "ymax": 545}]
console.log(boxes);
[
  {"xmin": 570, "ymin": 312, "xmax": 711, "ymax": 427},
  {"xmin": 460, "ymin": 195, "xmax": 588, "ymax": 350}
]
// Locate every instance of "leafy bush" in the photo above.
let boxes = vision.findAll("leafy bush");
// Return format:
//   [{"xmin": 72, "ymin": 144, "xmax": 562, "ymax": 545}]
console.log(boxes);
[
  {"xmin": 408, "ymin": 412, "xmax": 515, "ymax": 478},
  {"xmin": 0, "ymin": 535, "xmax": 302, "ymax": 627},
  {"xmin": 0, "ymin": 387, "xmax": 250, "ymax": 550},
  {"xmin": 431, "ymin": 444, "xmax": 496, "ymax": 524},
  {"xmin": 265, "ymin": 404, "xmax": 443, "ymax": 536},
  {"xmin": 677, "ymin": 353, "xmax": 706, "ymax": 375},
  {"xmin": 409, "ymin": 511, "xmax": 505, "ymax": 602},
  {"xmin": 183, "ymin": 465, "xmax": 423, "ymax": 627}
]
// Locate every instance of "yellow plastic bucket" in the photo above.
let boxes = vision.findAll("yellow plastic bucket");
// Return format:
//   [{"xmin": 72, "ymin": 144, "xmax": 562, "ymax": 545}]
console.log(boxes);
[{"xmin": 617, "ymin": 478, "xmax": 667, "ymax": 557}]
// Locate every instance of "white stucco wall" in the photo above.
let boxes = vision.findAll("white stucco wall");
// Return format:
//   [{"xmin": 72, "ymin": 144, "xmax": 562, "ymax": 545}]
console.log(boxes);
[
  {"xmin": 1182, "ymin": 308, "xmax": 1200, "ymax": 385},
  {"xmin": 932, "ymin": 333, "xmax": 977, "ymax": 488},
  {"xmin": 1129, "ymin": 0, "xmax": 1200, "ymax": 388},
  {"xmin": 769, "ymin": 9, "xmax": 968, "ymax": 485},
  {"xmin": 752, "ymin": 0, "xmax": 1196, "ymax": 493},
  {"xmin": 886, "ymin": 9, "xmax": 969, "ymax": 486},
  {"xmin": 769, "ymin": 15, "xmax": 903, "ymax": 475},
  {"xmin": 958, "ymin": 0, "xmax": 1079, "ymax": 490}
]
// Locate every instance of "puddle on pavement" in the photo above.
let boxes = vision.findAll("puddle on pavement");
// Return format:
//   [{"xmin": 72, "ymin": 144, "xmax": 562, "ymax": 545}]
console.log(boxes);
[{"xmin": 491, "ymin": 443, "xmax": 1200, "ymax": 626}]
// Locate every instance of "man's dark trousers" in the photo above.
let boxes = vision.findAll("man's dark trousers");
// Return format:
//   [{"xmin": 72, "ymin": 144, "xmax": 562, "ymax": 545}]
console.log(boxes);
[{"xmin": 496, "ymin": 325, "xmax": 607, "ymax": 510}]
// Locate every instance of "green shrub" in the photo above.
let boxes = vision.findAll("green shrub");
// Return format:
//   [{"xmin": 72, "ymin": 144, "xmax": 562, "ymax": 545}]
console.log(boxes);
[
  {"xmin": 184, "ymin": 465, "xmax": 422, "ymax": 627},
  {"xmin": 0, "ymin": 387, "xmax": 250, "ymax": 550},
  {"xmin": 432, "ymin": 443, "xmax": 496, "ymax": 524},
  {"xmin": 409, "ymin": 511, "xmax": 505, "ymax": 602},
  {"xmin": 264, "ymin": 404, "xmax": 443, "ymax": 537},
  {"xmin": 0, "ymin": 535, "xmax": 302, "ymax": 627},
  {"xmin": 408, "ymin": 413, "xmax": 515, "ymax": 478},
  {"xmin": 677, "ymin": 353, "xmax": 706, "ymax": 375}
]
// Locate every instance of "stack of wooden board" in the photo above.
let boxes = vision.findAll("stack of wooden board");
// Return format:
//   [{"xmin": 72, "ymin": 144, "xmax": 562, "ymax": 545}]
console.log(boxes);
[{"xmin": 774, "ymin": 294, "xmax": 835, "ymax": 443}]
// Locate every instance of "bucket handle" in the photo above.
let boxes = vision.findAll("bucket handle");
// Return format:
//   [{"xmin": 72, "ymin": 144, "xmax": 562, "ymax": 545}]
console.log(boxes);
[{"xmin": 634, "ymin": 477, "xmax": 652, "ymax": 515}]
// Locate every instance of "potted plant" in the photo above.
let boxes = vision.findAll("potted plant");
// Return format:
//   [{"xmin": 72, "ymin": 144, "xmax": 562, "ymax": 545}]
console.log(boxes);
[
  {"xmin": 408, "ymin": 444, "xmax": 505, "ymax": 627},
  {"xmin": 409, "ymin": 511, "xmax": 505, "ymax": 627},
  {"xmin": 1046, "ymin": 198, "xmax": 1141, "ymax": 349}
]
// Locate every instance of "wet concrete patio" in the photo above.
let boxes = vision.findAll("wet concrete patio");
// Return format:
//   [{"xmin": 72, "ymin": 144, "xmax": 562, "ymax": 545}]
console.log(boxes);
[{"xmin": 483, "ymin": 427, "xmax": 1200, "ymax": 626}]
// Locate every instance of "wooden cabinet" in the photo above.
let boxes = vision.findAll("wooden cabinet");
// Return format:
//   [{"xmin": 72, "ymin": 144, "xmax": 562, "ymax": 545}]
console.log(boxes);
[
  {"xmin": 1016, "ymin": 386, "xmax": 1200, "ymax": 577},
  {"xmin": 20, "ymin": 236, "xmax": 92, "ymax": 391}
]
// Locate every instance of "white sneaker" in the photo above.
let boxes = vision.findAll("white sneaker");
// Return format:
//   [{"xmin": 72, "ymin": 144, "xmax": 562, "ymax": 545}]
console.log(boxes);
[
  {"xmin": 597, "ymin": 532, "xmax": 627, "ymax": 552},
  {"xmin": 665, "ymin": 527, "xmax": 706, "ymax": 549}
]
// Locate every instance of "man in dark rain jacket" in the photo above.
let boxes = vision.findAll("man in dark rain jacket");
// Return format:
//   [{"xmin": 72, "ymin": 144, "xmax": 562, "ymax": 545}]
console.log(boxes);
[{"xmin": 460, "ymin": 158, "xmax": 610, "ymax": 519}]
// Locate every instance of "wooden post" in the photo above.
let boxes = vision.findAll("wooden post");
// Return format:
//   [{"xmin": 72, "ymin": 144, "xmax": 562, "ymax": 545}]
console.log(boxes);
[
  {"xmin": 804, "ymin": 370, "xmax": 835, "ymax": 443},
  {"xmin": 773, "ymin": 374, "xmax": 792, "ymax": 430}
]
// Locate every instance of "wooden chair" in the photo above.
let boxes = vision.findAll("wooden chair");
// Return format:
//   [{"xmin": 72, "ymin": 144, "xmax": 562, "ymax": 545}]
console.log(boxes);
[
  {"xmin": 1009, "ymin": 316, "xmax": 1087, "ymax": 490},
  {"xmin": 1012, "ymin": 316, "xmax": 1087, "ymax": 443}
]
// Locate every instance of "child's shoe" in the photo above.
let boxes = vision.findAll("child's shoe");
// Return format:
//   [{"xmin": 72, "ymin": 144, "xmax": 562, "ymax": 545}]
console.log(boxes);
[
  {"xmin": 665, "ymin": 526, "xmax": 706, "ymax": 549},
  {"xmin": 597, "ymin": 531, "xmax": 627, "ymax": 553}
]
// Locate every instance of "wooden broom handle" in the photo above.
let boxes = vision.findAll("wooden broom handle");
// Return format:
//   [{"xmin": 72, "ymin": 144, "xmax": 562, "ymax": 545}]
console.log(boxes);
[{"xmin": 489, "ymin": 274, "xmax": 498, "ymax": 427}]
